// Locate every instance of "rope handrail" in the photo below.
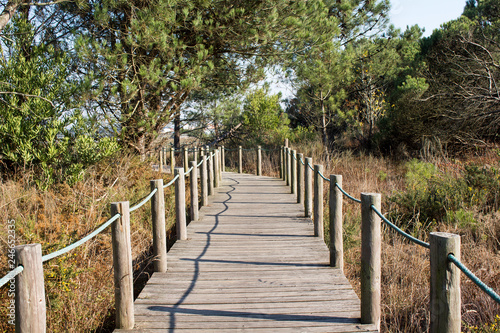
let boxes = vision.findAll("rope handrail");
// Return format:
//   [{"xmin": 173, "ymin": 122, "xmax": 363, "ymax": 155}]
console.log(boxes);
[
  {"xmin": 370, "ymin": 205, "xmax": 430, "ymax": 249},
  {"xmin": 163, "ymin": 174, "xmax": 179, "ymax": 188},
  {"xmin": 448, "ymin": 254, "xmax": 500, "ymax": 305},
  {"xmin": 318, "ymin": 171, "xmax": 330, "ymax": 182},
  {"xmin": 299, "ymin": 157, "xmax": 305, "ymax": 165},
  {"xmin": 42, "ymin": 213, "xmax": 122, "ymax": 263},
  {"xmin": 306, "ymin": 161, "xmax": 315, "ymax": 171},
  {"xmin": 184, "ymin": 166, "xmax": 194, "ymax": 176},
  {"xmin": 197, "ymin": 159, "xmax": 203, "ymax": 167},
  {"xmin": 0, "ymin": 266, "xmax": 24, "ymax": 288},
  {"xmin": 129, "ymin": 188, "xmax": 158, "ymax": 212},
  {"xmin": 335, "ymin": 183, "xmax": 362, "ymax": 203}
]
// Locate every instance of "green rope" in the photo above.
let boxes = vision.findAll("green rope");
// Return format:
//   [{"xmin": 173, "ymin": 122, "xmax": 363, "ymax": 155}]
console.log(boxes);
[
  {"xmin": 448, "ymin": 254, "xmax": 500, "ymax": 304},
  {"xmin": 163, "ymin": 174, "xmax": 179, "ymax": 188},
  {"xmin": 318, "ymin": 171, "xmax": 330, "ymax": 182},
  {"xmin": 0, "ymin": 266, "xmax": 24, "ymax": 288},
  {"xmin": 184, "ymin": 166, "xmax": 194, "ymax": 176},
  {"xmin": 42, "ymin": 213, "xmax": 122, "ymax": 263},
  {"xmin": 335, "ymin": 183, "xmax": 361, "ymax": 203},
  {"xmin": 129, "ymin": 188, "xmax": 158, "ymax": 212},
  {"xmin": 371, "ymin": 205, "xmax": 430, "ymax": 249}
]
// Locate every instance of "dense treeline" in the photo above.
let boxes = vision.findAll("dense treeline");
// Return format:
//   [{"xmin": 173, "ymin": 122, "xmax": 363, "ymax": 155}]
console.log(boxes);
[
  {"xmin": 287, "ymin": 0, "xmax": 500, "ymax": 156},
  {"xmin": 0, "ymin": 0, "xmax": 499, "ymax": 185},
  {"xmin": 0, "ymin": 0, "xmax": 387, "ymax": 185}
]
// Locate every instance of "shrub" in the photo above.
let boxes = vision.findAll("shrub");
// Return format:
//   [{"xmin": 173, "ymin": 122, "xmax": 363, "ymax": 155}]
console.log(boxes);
[{"xmin": 388, "ymin": 159, "xmax": 500, "ymax": 231}]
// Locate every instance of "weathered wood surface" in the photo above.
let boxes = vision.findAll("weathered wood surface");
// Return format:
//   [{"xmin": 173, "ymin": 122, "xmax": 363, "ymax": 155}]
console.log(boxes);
[{"xmin": 116, "ymin": 172, "xmax": 378, "ymax": 332}]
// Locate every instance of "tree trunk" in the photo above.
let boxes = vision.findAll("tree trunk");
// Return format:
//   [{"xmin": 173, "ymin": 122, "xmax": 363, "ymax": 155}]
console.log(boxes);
[
  {"xmin": 138, "ymin": 135, "xmax": 146, "ymax": 161},
  {"xmin": 174, "ymin": 111, "xmax": 181, "ymax": 151},
  {"xmin": 321, "ymin": 98, "xmax": 329, "ymax": 159},
  {"xmin": 0, "ymin": 1, "xmax": 20, "ymax": 33}
]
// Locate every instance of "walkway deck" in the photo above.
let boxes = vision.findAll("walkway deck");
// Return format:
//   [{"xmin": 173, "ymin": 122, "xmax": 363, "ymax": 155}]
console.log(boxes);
[{"xmin": 116, "ymin": 172, "xmax": 379, "ymax": 332}]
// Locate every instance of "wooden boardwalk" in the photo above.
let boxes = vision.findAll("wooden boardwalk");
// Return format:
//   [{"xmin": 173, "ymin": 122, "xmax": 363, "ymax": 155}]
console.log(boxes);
[{"xmin": 116, "ymin": 172, "xmax": 379, "ymax": 332}]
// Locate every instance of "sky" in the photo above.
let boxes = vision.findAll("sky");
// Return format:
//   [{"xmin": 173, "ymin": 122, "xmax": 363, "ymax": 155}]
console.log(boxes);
[{"xmin": 390, "ymin": 0, "xmax": 466, "ymax": 37}]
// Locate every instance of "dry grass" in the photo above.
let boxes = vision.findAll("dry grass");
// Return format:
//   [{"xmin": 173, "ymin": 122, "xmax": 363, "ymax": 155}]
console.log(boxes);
[
  {"xmin": 0, "ymin": 154, "xmax": 177, "ymax": 332},
  {"xmin": 290, "ymin": 143, "xmax": 500, "ymax": 333},
  {"xmin": 1, "ymin": 145, "xmax": 498, "ymax": 332}
]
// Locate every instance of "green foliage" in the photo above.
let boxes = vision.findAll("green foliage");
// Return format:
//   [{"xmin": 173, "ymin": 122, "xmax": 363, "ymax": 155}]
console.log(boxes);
[
  {"xmin": 73, "ymin": 0, "xmax": 339, "ymax": 152},
  {"xmin": 380, "ymin": 0, "xmax": 500, "ymax": 152},
  {"xmin": 388, "ymin": 159, "xmax": 500, "ymax": 230},
  {"xmin": 0, "ymin": 17, "xmax": 119, "ymax": 188},
  {"xmin": 241, "ymin": 88, "xmax": 290, "ymax": 146}
]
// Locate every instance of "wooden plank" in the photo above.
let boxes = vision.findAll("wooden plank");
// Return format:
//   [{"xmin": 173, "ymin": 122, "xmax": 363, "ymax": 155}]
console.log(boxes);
[{"xmin": 115, "ymin": 172, "xmax": 377, "ymax": 333}]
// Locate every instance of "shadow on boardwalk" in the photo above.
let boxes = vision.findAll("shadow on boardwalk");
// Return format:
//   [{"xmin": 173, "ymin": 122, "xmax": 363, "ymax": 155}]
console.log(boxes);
[{"xmin": 116, "ymin": 173, "xmax": 379, "ymax": 332}]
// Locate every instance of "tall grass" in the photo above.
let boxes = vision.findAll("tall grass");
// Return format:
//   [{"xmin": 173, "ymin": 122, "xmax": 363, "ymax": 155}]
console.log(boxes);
[
  {"xmin": 0, "ymin": 154, "xmax": 177, "ymax": 332},
  {"xmin": 1, "ymin": 146, "xmax": 498, "ymax": 332},
  {"xmin": 292, "ymin": 144, "xmax": 500, "ymax": 333}
]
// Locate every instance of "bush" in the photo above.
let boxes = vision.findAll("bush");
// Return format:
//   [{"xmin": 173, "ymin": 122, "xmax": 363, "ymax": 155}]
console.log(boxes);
[{"xmin": 388, "ymin": 159, "xmax": 500, "ymax": 230}]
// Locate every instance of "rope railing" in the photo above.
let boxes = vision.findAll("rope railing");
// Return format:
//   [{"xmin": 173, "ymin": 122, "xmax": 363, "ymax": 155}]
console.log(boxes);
[
  {"xmin": 448, "ymin": 254, "xmax": 500, "ymax": 305},
  {"xmin": 0, "ymin": 266, "xmax": 24, "ymax": 288},
  {"xmin": 41, "ymin": 213, "xmax": 122, "ymax": 263},
  {"xmin": 184, "ymin": 166, "xmax": 194, "ymax": 176},
  {"xmin": 130, "ymin": 188, "xmax": 158, "ymax": 212},
  {"xmin": 318, "ymin": 170, "xmax": 330, "ymax": 182},
  {"xmin": 163, "ymin": 174, "xmax": 179, "ymax": 188},
  {"xmin": 335, "ymin": 183, "xmax": 362, "ymax": 203},
  {"xmin": 371, "ymin": 205, "xmax": 430, "ymax": 249},
  {"xmin": 3, "ymin": 141, "xmax": 237, "ymax": 330}
]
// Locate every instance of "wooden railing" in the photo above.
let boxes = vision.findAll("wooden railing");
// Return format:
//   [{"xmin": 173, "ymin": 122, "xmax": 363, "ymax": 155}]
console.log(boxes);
[
  {"xmin": 3, "ymin": 140, "xmax": 498, "ymax": 333},
  {"xmin": 279, "ymin": 142, "xmax": 499, "ymax": 333},
  {"xmin": 1, "ymin": 146, "xmax": 228, "ymax": 332}
]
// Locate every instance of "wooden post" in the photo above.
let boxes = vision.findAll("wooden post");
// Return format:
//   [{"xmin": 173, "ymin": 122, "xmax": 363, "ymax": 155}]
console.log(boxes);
[
  {"xmin": 200, "ymin": 149, "xmax": 208, "ymax": 207},
  {"xmin": 304, "ymin": 157, "xmax": 313, "ymax": 218},
  {"xmin": 284, "ymin": 138, "xmax": 289, "ymax": 148},
  {"xmin": 257, "ymin": 146, "xmax": 262, "ymax": 176},
  {"xmin": 208, "ymin": 151, "xmax": 214, "ymax": 196},
  {"xmin": 150, "ymin": 179, "xmax": 167, "ymax": 272},
  {"xmin": 280, "ymin": 146, "xmax": 284, "ymax": 180},
  {"xmin": 291, "ymin": 150, "xmax": 297, "ymax": 194},
  {"xmin": 360, "ymin": 193, "xmax": 381, "ymax": 330},
  {"xmin": 170, "ymin": 147, "xmax": 175, "ymax": 174},
  {"xmin": 159, "ymin": 148, "xmax": 163, "ymax": 173},
  {"xmin": 297, "ymin": 153, "xmax": 304, "ymax": 204},
  {"xmin": 238, "ymin": 146, "xmax": 243, "ymax": 173},
  {"xmin": 283, "ymin": 147, "xmax": 288, "ymax": 183},
  {"xmin": 221, "ymin": 145, "xmax": 225, "ymax": 172},
  {"xmin": 183, "ymin": 147, "xmax": 188, "ymax": 173},
  {"xmin": 190, "ymin": 161, "xmax": 199, "ymax": 222},
  {"xmin": 313, "ymin": 164, "xmax": 324, "ymax": 239},
  {"xmin": 214, "ymin": 150, "xmax": 220, "ymax": 188},
  {"xmin": 329, "ymin": 175, "xmax": 343, "ymax": 270},
  {"xmin": 430, "ymin": 232, "xmax": 461, "ymax": 333},
  {"xmin": 15, "ymin": 244, "xmax": 46, "ymax": 333},
  {"xmin": 163, "ymin": 147, "xmax": 167, "ymax": 167},
  {"xmin": 174, "ymin": 168, "xmax": 187, "ymax": 240},
  {"xmin": 193, "ymin": 147, "xmax": 198, "ymax": 165},
  {"xmin": 218, "ymin": 147, "xmax": 222, "ymax": 183},
  {"xmin": 286, "ymin": 147, "xmax": 291, "ymax": 186},
  {"xmin": 110, "ymin": 201, "xmax": 134, "ymax": 329}
]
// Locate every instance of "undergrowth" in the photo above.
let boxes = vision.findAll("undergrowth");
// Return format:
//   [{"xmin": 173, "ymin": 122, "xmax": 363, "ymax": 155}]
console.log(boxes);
[
  {"xmin": 0, "ymin": 153, "xmax": 177, "ymax": 332},
  {"xmin": 294, "ymin": 144, "xmax": 500, "ymax": 333}
]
